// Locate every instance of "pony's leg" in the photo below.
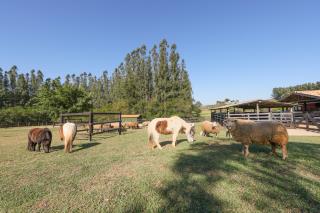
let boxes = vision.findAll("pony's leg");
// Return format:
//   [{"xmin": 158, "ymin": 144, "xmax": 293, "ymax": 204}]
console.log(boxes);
[
  {"xmin": 32, "ymin": 143, "xmax": 36, "ymax": 151},
  {"xmin": 149, "ymin": 138, "xmax": 156, "ymax": 149},
  {"xmin": 37, "ymin": 142, "xmax": 41, "ymax": 152},
  {"xmin": 64, "ymin": 140, "xmax": 69, "ymax": 153},
  {"xmin": 69, "ymin": 141, "xmax": 73, "ymax": 153},
  {"xmin": 172, "ymin": 132, "xmax": 179, "ymax": 147},
  {"xmin": 153, "ymin": 133, "xmax": 162, "ymax": 150},
  {"xmin": 27, "ymin": 141, "xmax": 31, "ymax": 151}
]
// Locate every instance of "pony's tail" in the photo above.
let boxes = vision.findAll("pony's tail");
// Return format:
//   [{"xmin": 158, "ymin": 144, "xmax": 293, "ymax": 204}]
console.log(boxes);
[{"xmin": 72, "ymin": 125, "xmax": 77, "ymax": 142}]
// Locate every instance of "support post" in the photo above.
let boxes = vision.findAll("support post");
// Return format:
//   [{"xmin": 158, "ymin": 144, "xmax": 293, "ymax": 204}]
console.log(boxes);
[
  {"xmin": 256, "ymin": 103, "xmax": 260, "ymax": 120},
  {"xmin": 60, "ymin": 114, "xmax": 64, "ymax": 125},
  {"xmin": 89, "ymin": 111, "xmax": 93, "ymax": 141},
  {"xmin": 306, "ymin": 112, "xmax": 309, "ymax": 131},
  {"xmin": 118, "ymin": 112, "xmax": 122, "ymax": 135}
]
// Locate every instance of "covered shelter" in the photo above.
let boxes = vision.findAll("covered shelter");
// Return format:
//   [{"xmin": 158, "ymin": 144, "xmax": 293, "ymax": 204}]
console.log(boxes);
[
  {"xmin": 210, "ymin": 99, "xmax": 294, "ymax": 125},
  {"xmin": 280, "ymin": 90, "xmax": 320, "ymax": 130},
  {"xmin": 280, "ymin": 90, "xmax": 320, "ymax": 112}
]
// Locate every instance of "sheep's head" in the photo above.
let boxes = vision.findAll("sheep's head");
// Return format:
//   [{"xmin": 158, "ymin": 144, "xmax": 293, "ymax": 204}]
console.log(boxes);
[{"xmin": 224, "ymin": 119, "xmax": 237, "ymax": 132}]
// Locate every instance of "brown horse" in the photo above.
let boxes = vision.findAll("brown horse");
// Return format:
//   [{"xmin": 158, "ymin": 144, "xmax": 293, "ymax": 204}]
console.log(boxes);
[{"xmin": 27, "ymin": 128, "xmax": 52, "ymax": 153}]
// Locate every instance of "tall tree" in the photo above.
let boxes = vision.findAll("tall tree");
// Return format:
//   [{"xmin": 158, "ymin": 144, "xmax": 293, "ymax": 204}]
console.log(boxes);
[
  {"xmin": 0, "ymin": 68, "xmax": 4, "ymax": 107},
  {"xmin": 16, "ymin": 74, "xmax": 29, "ymax": 105},
  {"xmin": 179, "ymin": 59, "xmax": 193, "ymax": 116},
  {"xmin": 30, "ymin": 69, "xmax": 37, "ymax": 96}
]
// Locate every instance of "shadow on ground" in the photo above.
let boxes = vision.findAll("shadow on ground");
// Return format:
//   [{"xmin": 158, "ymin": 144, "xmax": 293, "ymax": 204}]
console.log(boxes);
[
  {"xmin": 76, "ymin": 130, "xmax": 133, "ymax": 141},
  {"xmin": 50, "ymin": 142, "xmax": 101, "ymax": 153},
  {"xmin": 154, "ymin": 140, "xmax": 320, "ymax": 212},
  {"xmin": 159, "ymin": 139, "xmax": 187, "ymax": 147}
]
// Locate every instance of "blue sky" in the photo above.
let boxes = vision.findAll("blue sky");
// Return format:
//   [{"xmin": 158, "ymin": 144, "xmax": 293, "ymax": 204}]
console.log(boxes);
[{"xmin": 0, "ymin": 0, "xmax": 319, "ymax": 105}]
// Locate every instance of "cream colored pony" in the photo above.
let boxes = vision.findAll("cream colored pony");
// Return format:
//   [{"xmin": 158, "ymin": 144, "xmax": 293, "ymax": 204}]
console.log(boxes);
[
  {"xmin": 59, "ymin": 122, "xmax": 77, "ymax": 153},
  {"xmin": 148, "ymin": 116, "xmax": 195, "ymax": 149}
]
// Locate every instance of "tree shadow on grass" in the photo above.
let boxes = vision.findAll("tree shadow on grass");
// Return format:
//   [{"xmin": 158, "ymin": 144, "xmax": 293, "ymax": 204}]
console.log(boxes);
[
  {"xmin": 156, "ymin": 140, "xmax": 320, "ymax": 212},
  {"xmin": 159, "ymin": 139, "xmax": 187, "ymax": 147},
  {"xmin": 75, "ymin": 131, "xmax": 133, "ymax": 141},
  {"xmin": 50, "ymin": 142, "xmax": 100, "ymax": 153}
]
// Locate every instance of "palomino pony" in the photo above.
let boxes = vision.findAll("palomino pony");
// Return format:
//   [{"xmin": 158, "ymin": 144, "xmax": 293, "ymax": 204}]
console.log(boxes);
[
  {"xmin": 59, "ymin": 122, "xmax": 77, "ymax": 153},
  {"xmin": 148, "ymin": 116, "xmax": 195, "ymax": 149}
]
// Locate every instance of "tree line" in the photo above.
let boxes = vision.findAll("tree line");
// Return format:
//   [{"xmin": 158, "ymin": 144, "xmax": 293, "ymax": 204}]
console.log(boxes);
[
  {"xmin": 272, "ymin": 81, "xmax": 320, "ymax": 100},
  {"xmin": 0, "ymin": 39, "xmax": 198, "ymax": 126}
]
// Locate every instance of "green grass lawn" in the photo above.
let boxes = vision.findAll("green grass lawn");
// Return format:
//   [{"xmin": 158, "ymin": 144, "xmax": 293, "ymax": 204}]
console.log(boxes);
[
  {"xmin": 0, "ymin": 125, "xmax": 320, "ymax": 212},
  {"xmin": 200, "ymin": 108, "xmax": 211, "ymax": 120}
]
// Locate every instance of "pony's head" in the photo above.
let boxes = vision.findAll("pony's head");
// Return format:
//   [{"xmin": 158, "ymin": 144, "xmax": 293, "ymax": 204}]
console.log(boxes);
[{"xmin": 185, "ymin": 123, "xmax": 195, "ymax": 143}]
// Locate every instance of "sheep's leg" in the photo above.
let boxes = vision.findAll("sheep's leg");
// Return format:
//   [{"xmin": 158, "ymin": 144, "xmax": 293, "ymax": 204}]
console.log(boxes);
[
  {"xmin": 226, "ymin": 131, "xmax": 230, "ymax": 138},
  {"xmin": 281, "ymin": 144, "xmax": 288, "ymax": 160},
  {"xmin": 153, "ymin": 133, "xmax": 162, "ymax": 150},
  {"xmin": 271, "ymin": 143, "xmax": 278, "ymax": 157},
  {"xmin": 243, "ymin": 144, "xmax": 249, "ymax": 158}
]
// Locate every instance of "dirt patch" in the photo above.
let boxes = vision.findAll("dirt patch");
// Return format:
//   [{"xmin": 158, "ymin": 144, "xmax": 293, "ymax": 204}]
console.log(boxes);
[{"xmin": 287, "ymin": 129, "xmax": 320, "ymax": 136}]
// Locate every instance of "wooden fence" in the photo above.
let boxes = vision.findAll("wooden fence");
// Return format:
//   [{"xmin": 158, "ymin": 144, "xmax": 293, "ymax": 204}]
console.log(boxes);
[
  {"xmin": 211, "ymin": 112, "xmax": 293, "ymax": 126},
  {"xmin": 211, "ymin": 111, "xmax": 320, "ymax": 131},
  {"xmin": 293, "ymin": 111, "xmax": 320, "ymax": 130},
  {"xmin": 60, "ymin": 111, "xmax": 122, "ymax": 141}
]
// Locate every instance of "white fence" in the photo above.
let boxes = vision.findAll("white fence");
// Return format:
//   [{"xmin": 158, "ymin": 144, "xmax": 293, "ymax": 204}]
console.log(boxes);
[
  {"xmin": 211, "ymin": 112, "xmax": 293, "ymax": 126},
  {"xmin": 227, "ymin": 112, "xmax": 293, "ymax": 124}
]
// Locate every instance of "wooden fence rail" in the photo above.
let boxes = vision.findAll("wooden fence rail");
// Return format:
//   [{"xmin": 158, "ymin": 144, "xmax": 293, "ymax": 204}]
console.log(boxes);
[
  {"xmin": 60, "ymin": 111, "xmax": 122, "ymax": 141},
  {"xmin": 212, "ymin": 111, "xmax": 320, "ymax": 131}
]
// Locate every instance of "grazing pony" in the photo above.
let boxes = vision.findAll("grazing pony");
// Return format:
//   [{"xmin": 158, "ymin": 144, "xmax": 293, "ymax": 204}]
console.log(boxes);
[
  {"xmin": 27, "ymin": 128, "xmax": 52, "ymax": 153},
  {"xmin": 148, "ymin": 116, "xmax": 195, "ymax": 149},
  {"xmin": 59, "ymin": 122, "xmax": 77, "ymax": 153}
]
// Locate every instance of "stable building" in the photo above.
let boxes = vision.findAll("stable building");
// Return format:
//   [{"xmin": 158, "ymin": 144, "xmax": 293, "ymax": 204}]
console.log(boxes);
[
  {"xmin": 280, "ymin": 90, "xmax": 320, "ymax": 112},
  {"xmin": 210, "ymin": 99, "xmax": 294, "ymax": 126}
]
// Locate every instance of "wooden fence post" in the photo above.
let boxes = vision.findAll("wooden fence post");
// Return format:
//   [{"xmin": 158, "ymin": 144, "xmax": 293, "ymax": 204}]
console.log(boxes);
[
  {"xmin": 305, "ymin": 112, "xmax": 309, "ymax": 131},
  {"xmin": 89, "ymin": 111, "xmax": 93, "ymax": 141},
  {"xmin": 118, "ymin": 112, "xmax": 122, "ymax": 135},
  {"xmin": 60, "ymin": 114, "xmax": 64, "ymax": 125}
]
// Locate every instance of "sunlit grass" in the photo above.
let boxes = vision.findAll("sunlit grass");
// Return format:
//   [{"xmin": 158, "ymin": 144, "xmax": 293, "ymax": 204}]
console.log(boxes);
[{"xmin": 0, "ymin": 125, "xmax": 319, "ymax": 212}]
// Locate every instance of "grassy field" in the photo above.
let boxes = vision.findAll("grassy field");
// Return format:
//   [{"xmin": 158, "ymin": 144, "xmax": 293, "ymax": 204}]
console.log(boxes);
[
  {"xmin": 0, "ymin": 125, "xmax": 320, "ymax": 212},
  {"xmin": 200, "ymin": 108, "xmax": 211, "ymax": 120}
]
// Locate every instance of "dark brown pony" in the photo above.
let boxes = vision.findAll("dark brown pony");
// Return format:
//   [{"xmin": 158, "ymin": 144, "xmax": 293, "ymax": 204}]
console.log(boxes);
[{"xmin": 27, "ymin": 128, "xmax": 52, "ymax": 153}]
